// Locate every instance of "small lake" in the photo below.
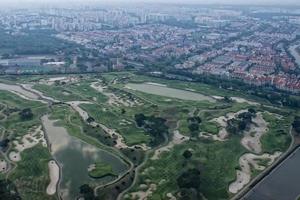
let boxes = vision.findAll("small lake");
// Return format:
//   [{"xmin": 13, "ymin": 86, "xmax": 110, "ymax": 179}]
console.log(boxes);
[
  {"xmin": 289, "ymin": 44, "xmax": 300, "ymax": 67},
  {"xmin": 42, "ymin": 115, "xmax": 128, "ymax": 200},
  {"xmin": 244, "ymin": 147, "xmax": 300, "ymax": 200},
  {"xmin": 126, "ymin": 82, "xmax": 215, "ymax": 102}
]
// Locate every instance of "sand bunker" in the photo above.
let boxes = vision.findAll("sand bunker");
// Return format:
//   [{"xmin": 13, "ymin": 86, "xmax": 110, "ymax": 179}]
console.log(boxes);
[
  {"xmin": 151, "ymin": 130, "xmax": 189, "ymax": 160},
  {"xmin": 9, "ymin": 126, "xmax": 47, "ymax": 162},
  {"xmin": 46, "ymin": 160, "xmax": 60, "ymax": 195},
  {"xmin": 130, "ymin": 183, "xmax": 157, "ymax": 200},
  {"xmin": 91, "ymin": 82, "xmax": 142, "ymax": 107},
  {"xmin": 241, "ymin": 112, "xmax": 268, "ymax": 154},
  {"xmin": 229, "ymin": 152, "xmax": 281, "ymax": 194},
  {"xmin": 200, "ymin": 109, "xmax": 248, "ymax": 141},
  {"xmin": 40, "ymin": 76, "xmax": 79, "ymax": 86},
  {"xmin": 231, "ymin": 97, "xmax": 259, "ymax": 106}
]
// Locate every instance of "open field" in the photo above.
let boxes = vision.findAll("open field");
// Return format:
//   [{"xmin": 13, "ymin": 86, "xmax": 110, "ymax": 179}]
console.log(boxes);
[{"xmin": 0, "ymin": 72, "xmax": 297, "ymax": 200}]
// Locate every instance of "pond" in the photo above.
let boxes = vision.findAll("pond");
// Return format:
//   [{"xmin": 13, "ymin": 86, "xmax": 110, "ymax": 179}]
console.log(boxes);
[
  {"xmin": 244, "ymin": 147, "xmax": 300, "ymax": 200},
  {"xmin": 126, "ymin": 82, "xmax": 215, "ymax": 102},
  {"xmin": 42, "ymin": 115, "xmax": 128, "ymax": 200}
]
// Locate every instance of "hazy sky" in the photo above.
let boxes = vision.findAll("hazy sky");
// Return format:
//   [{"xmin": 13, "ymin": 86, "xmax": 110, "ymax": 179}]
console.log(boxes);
[{"xmin": 0, "ymin": 0, "xmax": 299, "ymax": 7}]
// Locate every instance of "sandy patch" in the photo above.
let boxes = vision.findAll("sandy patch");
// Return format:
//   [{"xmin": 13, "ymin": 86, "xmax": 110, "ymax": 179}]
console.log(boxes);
[
  {"xmin": 231, "ymin": 97, "xmax": 259, "ymax": 106},
  {"xmin": 91, "ymin": 82, "xmax": 105, "ymax": 93},
  {"xmin": 146, "ymin": 82, "xmax": 167, "ymax": 87},
  {"xmin": 9, "ymin": 126, "xmax": 47, "ymax": 162},
  {"xmin": 0, "ymin": 159, "xmax": 7, "ymax": 172},
  {"xmin": 212, "ymin": 96, "xmax": 224, "ymax": 100},
  {"xmin": 130, "ymin": 183, "xmax": 157, "ymax": 200},
  {"xmin": 229, "ymin": 151, "xmax": 281, "ymax": 194},
  {"xmin": 91, "ymin": 82, "xmax": 142, "ymax": 107},
  {"xmin": 46, "ymin": 160, "xmax": 60, "ymax": 195},
  {"xmin": 200, "ymin": 109, "xmax": 249, "ymax": 141},
  {"xmin": 167, "ymin": 193, "xmax": 177, "ymax": 200},
  {"xmin": 151, "ymin": 130, "xmax": 189, "ymax": 160},
  {"xmin": 241, "ymin": 112, "xmax": 268, "ymax": 154},
  {"xmin": 40, "ymin": 76, "xmax": 79, "ymax": 86}
]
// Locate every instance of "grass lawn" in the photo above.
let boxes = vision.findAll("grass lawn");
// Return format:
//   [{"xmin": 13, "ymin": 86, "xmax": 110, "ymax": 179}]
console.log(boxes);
[
  {"xmin": 261, "ymin": 112, "xmax": 292, "ymax": 153},
  {"xmin": 80, "ymin": 103, "xmax": 150, "ymax": 146},
  {"xmin": 200, "ymin": 121, "xmax": 220, "ymax": 135},
  {"xmin": 33, "ymin": 84, "xmax": 83, "ymax": 102},
  {"xmin": 128, "ymin": 137, "xmax": 246, "ymax": 200},
  {"xmin": 88, "ymin": 162, "xmax": 117, "ymax": 178},
  {"xmin": 9, "ymin": 145, "xmax": 56, "ymax": 200}
]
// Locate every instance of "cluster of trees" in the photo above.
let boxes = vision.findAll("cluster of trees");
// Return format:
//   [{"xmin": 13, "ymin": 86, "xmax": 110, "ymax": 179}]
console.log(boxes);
[
  {"xmin": 0, "ymin": 180, "xmax": 21, "ymax": 200},
  {"xmin": 19, "ymin": 108, "xmax": 33, "ymax": 121},
  {"xmin": 292, "ymin": 116, "xmax": 300, "ymax": 134},
  {"xmin": 79, "ymin": 184, "xmax": 97, "ymax": 200},
  {"xmin": 187, "ymin": 116, "xmax": 202, "ymax": 137},
  {"xmin": 135, "ymin": 113, "xmax": 168, "ymax": 146},
  {"xmin": 177, "ymin": 168, "xmax": 202, "ymax": 200},
  {"xmin": 0, "ymin": 29, "xmax": 77, "ymax": 55},
  {"xmin": 226, "ymin": 109, "xmax": 256, "ymax": 135}
]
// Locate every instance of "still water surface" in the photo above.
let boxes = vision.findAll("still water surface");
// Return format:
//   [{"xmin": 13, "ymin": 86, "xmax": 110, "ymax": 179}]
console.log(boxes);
[{"xmin": 42, "ymin": 115, "xmax": 128, "ymax": 200}]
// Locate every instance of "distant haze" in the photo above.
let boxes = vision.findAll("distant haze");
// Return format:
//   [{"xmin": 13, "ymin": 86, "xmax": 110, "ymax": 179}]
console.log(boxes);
[{"xmin": 0, "ymin": 0, "xmax": 300, "ymax": 7}]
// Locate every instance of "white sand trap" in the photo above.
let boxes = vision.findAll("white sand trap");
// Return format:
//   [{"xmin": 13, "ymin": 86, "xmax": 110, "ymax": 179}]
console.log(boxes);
[
  {"xmin": 241, "ymin": 112, "xmax": 268, "ymax": 154},
  {"xmin": 167, "ymin": 193, "xmax": 177, "ymax": 200},
  {"xmin": 146, "ymin": 82, "xmax": 167, "ymax": 87},
  {"xmin": 91, "ymin": 82, "xmax": 105, "ymax": 93},
  {"xmin": 200, "ymin": 109, "xmax": 249, "ymax": 141},
  {"xmin": 229, "ymin": 151, "xmax": 281, "ymax": 194},
  {"xmin": 130, "ymin": 183, "xmax": 157, "ymax": 200},
  {"xmin": 91, "ymin": 82, "xmax": 142, "ymax": 107},
  {"xmin": 47, "ymin": 160, "xmax": 60, "ymax": 195},
  {"xmin": 151, "ymin": 130, "xmax": 189, "ymax": 160},
  {"xmin": 231, "ymin": 97, "xmax": 259, "ymax": 106},
  {"xmin": 212, "ymin": 95, "xmax": 224, "ymax": 100},
  {"xmin": 9, "ymin": 126, "xmax": 47, "ymax": 162},
  {"xmin": 41, "ymin": 76, "xmax": 79, "ymax": 86},
  {"xmin": 0, "ymin": 159, "xmax": 7, "ymax": 172}
]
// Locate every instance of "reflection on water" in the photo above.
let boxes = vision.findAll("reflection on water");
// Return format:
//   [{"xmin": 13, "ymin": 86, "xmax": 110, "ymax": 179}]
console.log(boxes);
[
  {"xmin": 42, "ymin": 115, "xmax": 127, "ymax": 200},
  {"xmin": 126, "ymin": 83, "xmax": 215, "ymax": 102}
]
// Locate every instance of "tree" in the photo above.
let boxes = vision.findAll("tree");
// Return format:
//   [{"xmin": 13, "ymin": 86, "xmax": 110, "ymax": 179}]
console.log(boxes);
[
  {"xmin": 177, "ymin": 168, "xmax": 201, "ymax": 189},
  {"xmin": 292, "ymin": 116, "xmax": 300, "ymax": 134},
  {"xmin": 188, "ymin": 123, "xmax": 199, "ymax": 132},
  {"xmin": 79, "ymin": 184, "xmax": 95, "ymax": 200},
  {"xmin": 183, "ymin": 150, "xmax": 193, "ymax": 159},
  {"xmin": 134, "ymin": 113, "xmax": 146, "ymax": 127},
  {"xmin": 121, "ymin": 108, "xmax": 126, "ymax": 114},
  {"xmin": 248, "ymin": 108, "xmax": 256, "ymax": 114},
  {"xmin": 19, "ymin": 108, "xmax": 33, "ymax": 120},
  {"xmin": 0, "ymin": 180, "xmax": 21, "ymax": 200},
  {"xmin": 86, "ymin": 117, "xmax": 95, "ymax": 123}
]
